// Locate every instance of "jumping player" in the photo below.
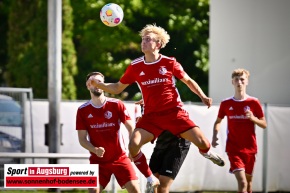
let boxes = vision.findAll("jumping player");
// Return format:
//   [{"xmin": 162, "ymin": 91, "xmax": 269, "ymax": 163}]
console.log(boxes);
[{"xmin": 88, "ymin": 24, "xmax": 225, "ymax": 193}]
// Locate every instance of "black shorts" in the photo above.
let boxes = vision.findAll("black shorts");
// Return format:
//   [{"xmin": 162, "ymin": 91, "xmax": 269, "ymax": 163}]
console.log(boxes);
[{"xmin": 149, "ymin": 144, "xmax": 190, "ymax": 179}]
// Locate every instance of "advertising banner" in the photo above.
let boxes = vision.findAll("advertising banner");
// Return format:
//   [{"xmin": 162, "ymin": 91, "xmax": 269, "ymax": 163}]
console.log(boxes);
[{"xmin": 4, "ymin": 164, "xmax": 98, "ymax": 188}]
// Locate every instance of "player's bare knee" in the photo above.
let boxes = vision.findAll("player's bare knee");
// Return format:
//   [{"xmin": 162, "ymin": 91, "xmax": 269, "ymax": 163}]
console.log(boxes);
[{"xmin": 128, "ymin": 141, "xmax": 139, "ymax": 156}]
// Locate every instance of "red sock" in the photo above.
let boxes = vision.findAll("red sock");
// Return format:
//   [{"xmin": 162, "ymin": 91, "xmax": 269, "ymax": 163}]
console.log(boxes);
[
  {"xmin": 199, "ymin": 142, "xmax": 211, "ymax": 154},
  {"xmin": 132, "ymin": 151, "xmax": 152, "ymax": 177}
]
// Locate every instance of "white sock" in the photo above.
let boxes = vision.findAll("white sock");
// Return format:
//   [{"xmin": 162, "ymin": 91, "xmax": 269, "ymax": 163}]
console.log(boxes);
[{"xmin": 147, "ymin": 174, "xmax": 155, "ymax": 182}]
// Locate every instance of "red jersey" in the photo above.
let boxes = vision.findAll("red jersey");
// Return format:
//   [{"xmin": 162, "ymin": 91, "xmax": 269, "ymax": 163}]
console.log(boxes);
[
  {"xmin": 120, "ymin": 55, "xmax": 185, "ymax": 114},
  {"xmin": 76, "ymin": 97, "xmax": 131, "ymax": 163},
  {"xmin": 218, "ymin": 95, "xmax": 264, "ymax": 153}
]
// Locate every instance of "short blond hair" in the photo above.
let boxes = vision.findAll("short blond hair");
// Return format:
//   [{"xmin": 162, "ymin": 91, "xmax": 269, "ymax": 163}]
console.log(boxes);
[
  {"xmin": 139, "ymin": 24, "xmax": 170, "ymax": 48},
  {"xmin": 231, "ymin": 68, "xmax": 250, "ymax": 79}
]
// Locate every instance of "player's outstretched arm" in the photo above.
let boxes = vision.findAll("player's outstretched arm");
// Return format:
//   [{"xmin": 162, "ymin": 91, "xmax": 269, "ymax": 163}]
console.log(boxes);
[
  {"xmin": 180, "ymin": 73, "xmax": 212, "ymax": 108},
  {"xmin": 88, "ymin": 78, "xmax": 129, "ymax": 95}
]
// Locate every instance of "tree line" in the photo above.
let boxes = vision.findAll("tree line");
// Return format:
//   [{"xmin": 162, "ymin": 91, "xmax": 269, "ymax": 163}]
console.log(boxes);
[{"xmin": 0, "ymin": 0, "xmax": 209, "ymax": 102}]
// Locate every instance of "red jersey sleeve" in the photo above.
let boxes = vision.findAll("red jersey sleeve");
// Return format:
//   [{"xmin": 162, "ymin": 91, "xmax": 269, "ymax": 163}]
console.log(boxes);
[
  {"xmin": 217, "ymin": 102, "xmax": 226, "ymax": 119},
  {"xmin": 172, "ymin": 59, "xmax": 185, "ymax": 79},
  {"xmin": 118, "ymin": 100, "xmax": 131, "ymax": 123},
  {"xmin": 76, "ymin": 109, "xmax": 86, "ymax": 130},
  {"xmin": 120, "ymin": 64, "xmax": 135, "ymax": 85},
  {"xmin": 253, "ymin": 99, "xmax": 264, "ymax": 119}
]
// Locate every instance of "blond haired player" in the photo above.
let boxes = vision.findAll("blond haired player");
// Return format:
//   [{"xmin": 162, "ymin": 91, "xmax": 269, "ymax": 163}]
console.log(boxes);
[
  {"xmin": 212, "ymin": 68, "xmax": 267, "ymax": 193},
  {"xmin": 88, "ymin": 24, "xmax": 225, "ymax": 193}
]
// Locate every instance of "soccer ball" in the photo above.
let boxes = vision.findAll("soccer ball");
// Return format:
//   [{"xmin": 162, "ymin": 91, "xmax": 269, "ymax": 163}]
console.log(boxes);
[{"xmin": 100, "ymin": 3, "xmax": 124, "ymax": 27}]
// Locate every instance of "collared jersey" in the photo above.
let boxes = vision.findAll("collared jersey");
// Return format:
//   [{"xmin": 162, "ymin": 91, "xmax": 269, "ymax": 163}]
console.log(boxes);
[
  {"xmin": 76, "ymin": 97, "xmax": 131, "ymax": 163},
  {"xmin": 218, "ymin": 95, "xmax": 264, "ymax": 153},
  {"xmin": 120, "ymin": 55, "xmax": 185, "ymax": 114}
]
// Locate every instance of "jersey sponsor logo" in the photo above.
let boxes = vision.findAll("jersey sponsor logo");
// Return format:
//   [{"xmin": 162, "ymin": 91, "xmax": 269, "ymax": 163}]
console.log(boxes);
[
  {"xmin": 229, "ymin": 115, "xmax": 248, "ymax": 119},
  {"xmin": 87, "ymin": 114, "xmax": 93, "ymax": 118},
  {"xmin": 139, "ymin": 71, "xmax": 145, "ymax": 76},
  {"xmin": 229, "ymin": 107, "xmax": 233, "ymax": 110},
  {"xmin": 104, "ymin": 111, "xmax": 112, "ymax": 119},
  {"xmin": 159, "ymin": 66, "xmax": 167, "ymax": 75},
  {"xmin": 165, "ymin": 170, "xmax": 173, "ymax": 173},
  {"xmin": 141, "ymin": 77, "xmax": 168, "ymax": 86},
  {"xmin": 90, "ymin": 122, "xmax": 116, "ymax": 128}
]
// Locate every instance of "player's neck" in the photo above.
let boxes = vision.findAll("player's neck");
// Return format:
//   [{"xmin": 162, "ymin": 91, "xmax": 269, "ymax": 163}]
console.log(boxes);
[
  {"xmin": 234, "ymin": 91, "xmax": 247, "ymax": 100},
  {"xmin": 144, "ymin": 53, "xmax": 161, "ymax": 63},
  {"xmin": 91, "ymin": 95, "xmax": 106, "ymax": 107}
]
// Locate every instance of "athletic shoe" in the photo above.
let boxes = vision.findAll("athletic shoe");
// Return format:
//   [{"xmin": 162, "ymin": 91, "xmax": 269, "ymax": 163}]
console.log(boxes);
[
  {"xmin": 145, "ymin": 176, "xmax": 160, "ymax": 193},
  {"xmin": 202, "ymin": 151, "xmax": 225, "ymax": 167}
]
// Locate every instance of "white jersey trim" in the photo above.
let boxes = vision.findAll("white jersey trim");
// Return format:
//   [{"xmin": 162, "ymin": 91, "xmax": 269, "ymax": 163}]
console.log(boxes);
[
  {"xmin": 131, "ymin": 55, "xmax": 175, "ymax": 66},
  {"xmin": 222, "ymin": 95, "xmax": 258, "ymax": 102}
]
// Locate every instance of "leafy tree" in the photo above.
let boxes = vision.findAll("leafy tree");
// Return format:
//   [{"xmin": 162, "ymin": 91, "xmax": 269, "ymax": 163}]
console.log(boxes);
[
  {"xmin": 6, "ymin": 0, "xmax": 48, "ymax": 98},
  {"xmin": 5, "ymin": 0, "xmax": 77, "ymax": 99},
  {"xmin": 62, "ymin": 0, "xmax": 78, "ymax": 100},
  {"xmin": 3, "ymin": 0, "xmax": 209, "ymax": 101},
  {"xmin": 71, "ymin": 0, "xmax": 209, "ymax": 102},
  {"xmin": 0, "ymin": 0, "xmax": 10, "ymax": 86}
]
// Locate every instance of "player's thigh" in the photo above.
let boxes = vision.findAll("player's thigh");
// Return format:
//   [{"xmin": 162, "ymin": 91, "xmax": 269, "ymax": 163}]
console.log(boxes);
[
  {"xmin": 149, "ymin": 148, "xmax": 165, "ymax": 173},
  {"xmin": 129, "ymin": 128, "xmax": 154, "ymax": 149},
  {"xmin": 234, "ymin": 170, "xmax": 247, "ymax": 184},
  {"xmin": 244, "ymin": 153, "xmax": 256, "ymax": 175},
  {"xmin": 180, "ymin": 126, "xmax": 208, "ymax": 147},
  {"xmin": 98, "ymin": 164, "xmax": 112, "ymax": 188},
  {"xmin": 160, "ymin": 147, "xmax": 189, "ymax": 178},
  {"xmin": 158, "ymin": 175, "xmax": 174, "ymax": 189},
  {"xmin": 123, "ymin": 180, "xmax": 141, "ymax": 193},
  {"xmin": 113, "ymin": 157, "xmax": 139, "ymax": 188}
]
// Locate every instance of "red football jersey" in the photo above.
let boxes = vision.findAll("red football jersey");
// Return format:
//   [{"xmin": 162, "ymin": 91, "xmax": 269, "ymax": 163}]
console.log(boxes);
[
  {"xmin": 120, "ymin": 55, "xmax": 185, "ymax": 114},
  {"xmin": 76, "ymin": 97, "xmax": 131, "ymax": 163},
  {"xmin": 218, "ymin": 95, "xmax": 264, "ymax": 153}
]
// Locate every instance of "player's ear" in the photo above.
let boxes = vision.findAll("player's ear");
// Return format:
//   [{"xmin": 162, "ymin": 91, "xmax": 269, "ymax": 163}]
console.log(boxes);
[
  {"xmin": 86, "ymin": 80, "xmax": 92, "ymax": 90},
  {"xmin": 157, "ymin": 42, "xmax": 162, "ymax": 50}
]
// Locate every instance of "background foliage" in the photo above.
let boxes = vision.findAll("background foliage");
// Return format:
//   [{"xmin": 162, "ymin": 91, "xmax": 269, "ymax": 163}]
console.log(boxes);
[{"xmin": 0, "ymin": 0, "xmax": 209, "ymax": 102}]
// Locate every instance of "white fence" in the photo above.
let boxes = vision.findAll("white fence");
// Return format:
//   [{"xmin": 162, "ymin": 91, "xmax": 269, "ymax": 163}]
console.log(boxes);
[{"xmin": 1, "ymin": 100, "xmax": 290, "ymax": 192}]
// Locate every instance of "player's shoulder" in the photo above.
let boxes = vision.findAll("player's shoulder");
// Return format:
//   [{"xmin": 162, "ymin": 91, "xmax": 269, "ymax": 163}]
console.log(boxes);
[
  {"xmin": 131, "ymin": 55, "xmax": 176, "ymax": 65},
  {"xmin": 161, "ymin": 55, "xmax": 176, "ymax": 61},
  {"xmin": 246, "ymin": 95, "xmax": 261, "ymax": 104},
  {"xmin": 78, "ymin": 101, "xmax": 91, "ymax": 110},
  {"xmin": 106, "ymin": 97, "xmax": 121, "ymax": 104},
  {"xmin": 246, "ymin": 95, "xmax": 259, "ymax": 101},
  {"xmin": 106, "ymin": 97, "xmax": 126, "ymax": 107},
  {"xmin": 131, "ymin": 56, "xmax": 144, "ymax": 65},
  {"xmin": 221, "ymin": 96, "xmax": 234, "ymax": 103}
]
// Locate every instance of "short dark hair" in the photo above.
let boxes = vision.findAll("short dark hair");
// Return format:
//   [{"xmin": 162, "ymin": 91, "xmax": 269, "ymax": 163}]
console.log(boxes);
[{"xmin": 86, "ymin": 72, "xmax": 105, "ymax": 81}]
